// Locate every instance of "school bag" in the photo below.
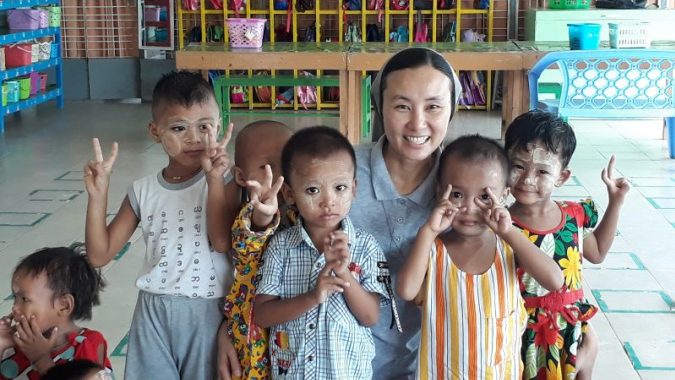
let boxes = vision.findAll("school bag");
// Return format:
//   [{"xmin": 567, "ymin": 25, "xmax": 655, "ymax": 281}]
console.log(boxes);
[
  {"xmin": 441, "ymin": 21, "xmax": 456, "ymax": 42},
  {"xmin": 391, "ymin": 0, "xmax": 409, "ymax": 10},
  {"xmin": 304, "ymin": 22, "xmax": 317, "ymax": 41},
  {"xmin": 366, "ymin": 24, "xmax": 383, "ymax": 42},
  {"xmin": 413, "ymin": 11, "xmax": 428, "ymax": 42},
  {"xmin": 297, "ymin": 71, "xmax": 318, "ymax": 109},
  {"xmin": 368, "ymin": 0, "xmax": 385, "ymax": 22},
  {"xmin": 296, "ymin": 0, "xmax": 315, "ymax": 12},
  {"xmin": 390, "ymin": 25, "xmax": 409, "ymax": 42},
  {"xmin": 344, "ymin": 22, "xmax": 362, "ymax": 42},
  {"xmin": 183, "ymin": 0, "xmax": 200, "ymax": 10},
  {"xmin": 253, "ymin": 71, "xmax": 272, "ymax": 103}
]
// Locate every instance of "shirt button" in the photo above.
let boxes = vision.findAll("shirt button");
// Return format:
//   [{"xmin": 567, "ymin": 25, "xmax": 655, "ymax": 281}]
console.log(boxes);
[
  {"xmin": 309, "ymin": 323, "xmax": 316, "ymax": 330},
  {"xmin": 395, "ymin": 237, "xmax": 401, "ymax": 242},
  {"xmin": 315, "ymin": 262, "xmax": 322, "ymax": 270},
  {"xmin": 398, "ymin": 199, "xmax": 405, "ymax": 205},
  {"xmin": 308, "ymin": 355, "xmax": 314, "ymax": 361},
  {"xmin": 397, "ymin": 217, "xmax": 403, "ymax": 223}
]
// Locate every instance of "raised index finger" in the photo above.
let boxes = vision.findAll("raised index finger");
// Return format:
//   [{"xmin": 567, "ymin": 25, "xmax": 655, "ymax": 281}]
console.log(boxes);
[
  {"xmin": 107, "ymin": 142, "xmax": 119, "ymax": 167},
  {"xmin": 92, "ymin": 138, "xmax": 103, "ymax": 163},
  {"xmin": 219, "ymin": 123, "xmax": 234, "ymax": 149},
  {"xmin": 606, "ymin": 155, "xmax": 616, "ymax": 180},
  {"xmin": 441, "ymin": 184, "xmax": 453, "ymax": 201},
  {"xmin": 485, "ymin": 187, "xmax": 501, "ymax": 205}
]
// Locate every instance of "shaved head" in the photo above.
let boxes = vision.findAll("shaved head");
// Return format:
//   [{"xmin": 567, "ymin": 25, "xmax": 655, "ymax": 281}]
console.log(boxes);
[{"xmin": 235, "ymin": 120, "xmax": 293, "ymax": 167}]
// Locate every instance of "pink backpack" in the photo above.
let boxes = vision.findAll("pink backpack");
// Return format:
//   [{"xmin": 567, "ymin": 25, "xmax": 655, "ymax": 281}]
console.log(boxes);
[
  {"xmin": 297, "ymin": 71, "xmax": 317, "ymax": 109},
  {"xmin": 183, "ymin": 0, "xmax": 200, "ymax": 10}
]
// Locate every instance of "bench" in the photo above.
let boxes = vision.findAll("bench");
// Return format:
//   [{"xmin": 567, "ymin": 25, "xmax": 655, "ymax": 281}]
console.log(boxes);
[{"xmin": 212, "ymin": 74, "xmax": 372, "ymax": 138}]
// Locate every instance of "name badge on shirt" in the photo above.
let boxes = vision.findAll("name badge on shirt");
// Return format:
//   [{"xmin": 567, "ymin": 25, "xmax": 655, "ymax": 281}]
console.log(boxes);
[{"xmin": 377, "ymin": 261, "xmax": 403, "ymax": 333}]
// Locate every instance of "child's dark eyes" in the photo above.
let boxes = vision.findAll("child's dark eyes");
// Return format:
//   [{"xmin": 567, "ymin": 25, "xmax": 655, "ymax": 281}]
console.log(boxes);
[
  {"xmin": 171, "ymin": 126, "xmax": 186, "ymax": 132},
  {"xmin": 199, "ymin": 124, "xmax": 211, "ymax": 132},
  {"xmin": 452, "ymin": 192, "xmax": 463, "ymax": 199},
  {"xmin": 306, "ymin": 187, "xmax": 319, "ymax": 194},
  {"xmin": 539, "ymin": 170, "xmax": 550, "ymax": 175},
  {"xmin": 513, "ymin": 164, "xmax": 525, "ymax": 170},
  {"xmin": 480, "ymin": 194, "xmax": 490, "ymax": 201},
  {"xmin": 335, "ymin": 184, "xmax": 347, "ymax": 192}
]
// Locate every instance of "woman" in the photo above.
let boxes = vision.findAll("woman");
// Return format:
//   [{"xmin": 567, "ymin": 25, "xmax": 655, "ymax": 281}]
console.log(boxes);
[{"xmin": 349, "ymin": 47, "xmax": 462, "ymax": 380}]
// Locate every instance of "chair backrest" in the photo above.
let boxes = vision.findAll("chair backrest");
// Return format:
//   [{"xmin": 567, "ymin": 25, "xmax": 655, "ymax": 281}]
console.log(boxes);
[{"xmin": 529, "ymin": 50, "xmax": 675, "ymax": 119}]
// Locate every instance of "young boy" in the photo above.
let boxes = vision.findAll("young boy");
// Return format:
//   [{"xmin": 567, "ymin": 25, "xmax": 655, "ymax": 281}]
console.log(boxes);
[
  {"xmin": 504, "ymin": 110, "xmax": 630, "ymax": 380},
  {"xmin": 210, "ymin": 120, "xmax": 294, "ymax": 379},
  {"xmin": 83, "ymin": 70, "xmax": 239, "ymax": 380},
  {"xmin": 254, "ymin": 126, "xmax": 390, "ymax": 379}
]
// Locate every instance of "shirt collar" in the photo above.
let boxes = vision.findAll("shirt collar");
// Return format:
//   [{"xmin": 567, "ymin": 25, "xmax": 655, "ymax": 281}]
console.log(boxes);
[
  {"xmin": 370, "ymin": 136, "xmax": 440, "ymax": 208},
  {"xmin": 285, "ymin": 216, "xmax": 357, "ymax": 252}
]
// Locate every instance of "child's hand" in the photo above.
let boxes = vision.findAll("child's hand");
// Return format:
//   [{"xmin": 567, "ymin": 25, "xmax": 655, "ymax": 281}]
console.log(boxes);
[
  {"xmin": 12, "ymin": 315, "xmax": 57, "ymax": 364},
  {"xmin": 424, "ymin": 184, "xmax": 463, "ymax": 235},
  {"xmin": 602, "ymin": 155, "xmax": 630, "ymax": 204},
  {"xmin": 0, "ymin": 313, "xmax": 15, "ymax": 351},
  {"xmin": 312, "ymin": 262, "xmax": 350, "ymax": 304},
  {"xmin": 475, "ymin": 187, "xmax": 512, "ymax": 236},
  {"xmin": 83, "ymin": 138, "xmax": 118, "ymax": 199},
  {"xmin": 247, "ymin": 164, "xmax": 284, "ymax": 227},
  {"xmin": 201, "ymin": 124, "xmax": 233, "ymax": 183},
  {"xmin": 323, "ymin": 231, "xmax": 351, "ymax": 277}
]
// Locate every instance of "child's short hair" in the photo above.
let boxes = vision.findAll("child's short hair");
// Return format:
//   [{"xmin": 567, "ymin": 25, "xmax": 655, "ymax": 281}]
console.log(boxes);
[
  {"xmin": 235, "ymin": 120, "xmax": 293, "ymax": 165},
  {"xmin": 281, "ymin": 126, "xmax": 356, "ymax": 185},
  {"xmin": 14, "ymin": 245, "xmax": 106, "ymax": 321},
  {"xmin": 41, "ymin": 359, "xmax": 105, "ymax": 380},
  {"xmin": 151, "ymin": 70, "xmax": 216, "ymax": 120},
  {"xmin": 439, "ymin": 134, "xmax": 510, "ymax": 186},
  {"xmin": 504, "ymin": 110, "xmax": 577, "ymax": 168}
]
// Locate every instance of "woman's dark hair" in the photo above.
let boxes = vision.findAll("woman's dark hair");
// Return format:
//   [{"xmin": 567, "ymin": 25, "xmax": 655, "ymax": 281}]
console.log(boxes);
[
  {"xmin": 41, "ymin": 359, "xmax": 104, "ymax": 380},
  {"xmin": 379, "ymin": 48, "xmax": 456, "ymax": 104},
  {"xmin": 14, "ymin": 245, "xmax": 106, "ymax": 321},
  {"xmin": 504, "ymin": 110, "xmax": 577, "ymax": 168}
]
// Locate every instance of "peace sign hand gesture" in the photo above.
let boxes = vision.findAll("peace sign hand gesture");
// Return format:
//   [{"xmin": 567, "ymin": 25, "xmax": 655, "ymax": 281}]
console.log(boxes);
[
  {"xmin": 201, "ymin": 124, "xmax": 233, "ymax": 183},
  {"xmin": 474, "ymin": 187, "xmax": 512, "ymax": 236},
  {"xmin": 84, "ymin": 138, "xmax": 118, "ymax": 199},
  {"xmin": 424, "ymin": 184, "xmax": 463, "ymax": 235},
  {"xmin": 601, "ymin": 155, "xmax": 630, "ymax": 204},
  {"xmin": 247, "ymin": 164, "xmax": 285, "ymax": 227}
]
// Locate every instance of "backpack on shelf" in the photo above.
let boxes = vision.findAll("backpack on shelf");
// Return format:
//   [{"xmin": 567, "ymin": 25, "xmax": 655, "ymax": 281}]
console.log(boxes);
[
  {"xmin": 368, "ymin": 0, "xmax": 384, "ymax": 22},
  {"xmin": 344, "ymin": 22, "xmax": 362, "ymax": 42},
  {"xmin": 183, "ymin": 0, "xmax": 200, "ymax": 10},
  {"xmin": 297, "ymin": 71, "xmax": 318, "ymax": 110},
  {"xmin": 413, "ymin": 10, "xmax": 428, "ymax": 42},
  {"xmin": 304, "ymin": 22, "xmax": 317, "ymax": 42},
  {"xmin": 343, "ymin": 0, "xmax": 363, "ymax": 10},
  {"xmin": 275, "ymin": 87, "xmax": 295, "ymax": 108},
  {"xmin": 441, "ymin": 21, "xmax": 456, "ymax": 42},
  {"xmin": 325, "ymin": 86, "xmax": 340, "ymax": 102},
  {"xmin": 253, "ymin": 71, "xmax": 272, "ymax": 103},
  {"xmin": 296, "ymin": 0, "xmax": 315, "ymax": 12},
  {"xmin": 391, "ymin": 0, "xmax": 409, "ymax": 10},
  {"xmin": 366, "ymin": 24, "xmax": 383, "ymax": 42},
  {"xmin": 389, "ymin": 25, "xmax": 409, "ymax": 42}
]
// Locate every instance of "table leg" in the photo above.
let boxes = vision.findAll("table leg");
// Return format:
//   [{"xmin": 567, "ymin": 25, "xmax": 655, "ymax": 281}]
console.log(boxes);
[
  {"xmin": 347, "ymin": 70, "xmax": 360, "ymax": 144},
  {"xmin": 339, "ymin": 69, "xmax": 349, "ymax": 138},
  {"xmin": 501, "ymin": 70, "xmax": 525, "ymax": 138}
]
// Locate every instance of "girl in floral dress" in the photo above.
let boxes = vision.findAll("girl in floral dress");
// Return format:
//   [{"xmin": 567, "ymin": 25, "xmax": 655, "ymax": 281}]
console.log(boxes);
[{"xmin": 504, "ymin": 110, "xmax": 631, "ymax": 380}]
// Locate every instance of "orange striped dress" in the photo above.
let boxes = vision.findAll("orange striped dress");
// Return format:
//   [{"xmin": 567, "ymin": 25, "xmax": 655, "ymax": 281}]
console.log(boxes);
[{"xmin": 418, "ymin": 237, "xmax": 526, "ymax": 380}]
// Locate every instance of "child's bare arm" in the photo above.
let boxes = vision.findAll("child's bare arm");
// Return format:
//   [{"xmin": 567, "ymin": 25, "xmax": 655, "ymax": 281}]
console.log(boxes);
[
  {"xmin": 203, "ymin": 125, "xmax": 236, "ymax": 253},
  {"xmin": 255, "ymin": 262, "xmax": 350, "ymax": 328},
  {"xmin": 584, "ymin": 156, "xmax": 630, "ymax": 264},
  {"xmin": 476, "ymin": 188, "xmax": 564, "ymax": 292},
  {"xmin": 84, "ymin": 138, "xmax": 139, "ymax": 268},
  {"xmin": 398, "ymin": 185, "xmax": 460, "ymax": 301}
]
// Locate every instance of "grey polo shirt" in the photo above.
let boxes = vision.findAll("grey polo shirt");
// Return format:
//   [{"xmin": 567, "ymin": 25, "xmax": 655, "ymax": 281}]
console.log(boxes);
[{"xmin": 350, "ymin": 137, "xmax": 440, "ymax": 380}]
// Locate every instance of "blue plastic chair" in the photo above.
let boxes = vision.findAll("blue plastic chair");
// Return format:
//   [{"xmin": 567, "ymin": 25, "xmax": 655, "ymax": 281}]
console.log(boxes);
[{"xmin": 528, "ymin": 50, "xmax": 675, "ymax": 158}]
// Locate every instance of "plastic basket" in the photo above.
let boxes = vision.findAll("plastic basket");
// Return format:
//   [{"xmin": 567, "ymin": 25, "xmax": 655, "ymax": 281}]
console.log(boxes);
[
  {"xmin": 38, "ymin": 42, "xmax": 51, "ymax": 61},
  {"xmin": 51, "ymin": 42, "xmax": 60, "ymax": 58},
  {"xmin": 568, "ymin": 23, "xmax": 601, "ymax": 50},
  {"xmin": 46, "ymin": 6, "xmax": 61, "ymax": 27},
  {"xmin": 18, "ymin": 77, "xmax": 31, "ymax": 100},
  {"xmin": 550, "ymin": 0, "xmax": 590, "ymax": 8},
  {"xmin": 6, "ymin": 81, "xmax": 19, "ymax": 103},
  {"xmin": 609, "ymin": 22, "xmax": 650, "ymax": 49},
  {"xmin": 0, "ymin": 47, "xmax": 5, "ymax": 71},
  {"xmin": 2, "ymin": 85, "xmax": 7, "ymax": 107},
  {"xmin": 7, "ymin": 9, "xmax": 42, "ymax": 30},
  {"xmin": 226, "ymin": 18, "xmax": 266, "ymax": 48},
  {"xmin": 39, "ymin": 73, "xmax": 48, "ymax": 91},
  {"xmin": 5, "ymin": 44, "xmax": 34, "ymax": 68},
  {"xmin": 145, "ymin": 8, "xmax": 161, "ymax": 22},
  {"xmin": 29, "ymin": 72, "xmax": 39, "ymax": 95}
]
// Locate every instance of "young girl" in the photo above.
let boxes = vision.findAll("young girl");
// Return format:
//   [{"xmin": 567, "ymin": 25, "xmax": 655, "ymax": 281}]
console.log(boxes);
[
  {"xmin": 0, "ymin": 246, "xmax": 112, "ymax": 380},
  {"xmin": 397, "ymin": 134, "xmax": 564, "ymax": 379},
  {"xmin": 504, "ymin": 110, "xmax": 630, "ymax": 380}
]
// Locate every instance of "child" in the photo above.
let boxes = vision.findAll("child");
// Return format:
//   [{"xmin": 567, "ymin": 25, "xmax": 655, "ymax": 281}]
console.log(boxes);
[
  {"xmin": 42, "ymin": 359, "xmax": 113, "ymax": 380},
  {"xmin": 212, "ymin": 120, "xmax": 293, "ymax": 379},
  {"xmin": 0, "ymin": 246, "xmax": 111, "ymax": 379},
  {"xmin": 397, "ymin": 134, "xmax": 564, "ymax": 379},
  {"xmin": 254, "ymin": 126, "xmax": 390, "ymax": 379},
  {"xmin": 504, "ymin": 110, "xmax": 630, "ymax": 380},
  {"xmin": 83, "ymin": 70, "xmax": 239, "ymax": 380}
]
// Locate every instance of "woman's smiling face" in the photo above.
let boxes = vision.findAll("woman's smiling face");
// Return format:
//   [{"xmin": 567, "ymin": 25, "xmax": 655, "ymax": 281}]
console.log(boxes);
[{"xmin": 381, "ymin": 65, "xmax": 453, "ymax": 162}]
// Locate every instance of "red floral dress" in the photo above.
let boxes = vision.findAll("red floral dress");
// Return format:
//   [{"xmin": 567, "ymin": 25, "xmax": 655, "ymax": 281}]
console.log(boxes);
[{"xmin": 513, "ymin": 200, "xmax": 599, "ymax": 380}]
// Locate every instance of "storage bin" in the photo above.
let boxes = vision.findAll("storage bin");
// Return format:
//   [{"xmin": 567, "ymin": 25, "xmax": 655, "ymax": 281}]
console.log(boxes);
[
  {"xmin": 38, "ymin": 42, "xmax": 51, "ymax": 61},
  {"xmin": 29, "ymin": 72, "xmax": 39, "ymax": 96},
  {"xmin": 0, "ymin": 47, "xmax": 5, "ymax": 71},
  {"xmin": 7, "ymin": 9, "xmax": 42, "ymax": 30},
  {"xmin": 568, "ymin": 23, "xmax": 601, "ymax": 50},
  {"xmin": 145, "ymin": 7, "xmax": 161, "ymax": 22},
  {"xmin": 609, "ymin": 22, "xmax": 651, "ymax": 49},
  {"xmin": 550, "ymin": 0, "xmax": 590, "ymax": 8},
  {"xmin": 155, "ymin": 28, "xmax": 168, "ymax": 42},
  {"xmin": 18, "ymin": 77, "xmax": 31, "ymax": 100},
  {"xmin": 46, "ymin": 6, "xmax": 61, "ymax": 27},
  {"xmin": 39, "ymin": 73, "xmax": 48, "ymax": 91},
  {"xmin": 51, "ymin": 43, "xmax": 60, "ymax": 58},
  {"xmin": 226, "ymin": 18, "xmax": 266, "ymax": 48},
  {"xmin": 39, "ymin": 10, "xmax": 49, "ymax": 28},
  {"xmin": 6, "ymin": 82, "xmax": 20, "ymax": 103},
  {"xmin": 2, "ymin": 85, "xmax": 7, "ymax": 107},
  {"xmin": 5, "ymin": 44, "xmax": 34, "ymax": 68}
]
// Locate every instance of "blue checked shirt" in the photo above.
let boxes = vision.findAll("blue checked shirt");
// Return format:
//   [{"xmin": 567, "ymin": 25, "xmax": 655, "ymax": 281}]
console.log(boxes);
[{"xmin": 257, "ymin": 216, "xmax": 389, "ymax": 380}]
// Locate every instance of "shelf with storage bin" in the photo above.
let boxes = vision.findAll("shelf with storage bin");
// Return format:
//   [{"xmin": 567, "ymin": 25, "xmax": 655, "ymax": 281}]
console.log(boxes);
[
  {"xmin": 1, "ymin": 0, "xmax": 63, "ymax": 132},
  {"xmin": 139, "ymin": 0, "xmax": 174, "ymax": 50}
]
